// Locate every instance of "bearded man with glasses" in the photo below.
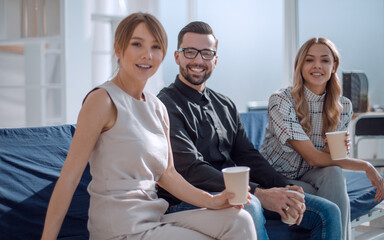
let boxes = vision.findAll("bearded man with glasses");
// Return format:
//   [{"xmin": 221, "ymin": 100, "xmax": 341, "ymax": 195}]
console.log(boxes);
[{"xmin": 157, "ymin": 21, "xmax": 342, "ymax": 240}]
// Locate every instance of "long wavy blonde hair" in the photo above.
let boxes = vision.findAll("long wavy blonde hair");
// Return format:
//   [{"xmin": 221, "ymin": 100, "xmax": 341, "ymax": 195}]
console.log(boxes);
[{"xmin": 291, "ymin": 37, "xmax": 342, "ymax": 138}]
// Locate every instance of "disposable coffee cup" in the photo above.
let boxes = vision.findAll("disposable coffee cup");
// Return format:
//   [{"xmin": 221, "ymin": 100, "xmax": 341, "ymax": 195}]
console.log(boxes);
[
  {"xmin": 281, "ymin": 190, "xmax": 305, "ymax": 225},
  {"xmin": 222, "ymin": 166, "xmax": 250, "ymax": 205},
  {"xmin": 325, "ymin": 131, "xmax": 348, "ymax": 160}
]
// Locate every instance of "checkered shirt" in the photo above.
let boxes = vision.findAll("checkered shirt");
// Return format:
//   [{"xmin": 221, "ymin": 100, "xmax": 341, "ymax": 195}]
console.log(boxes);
[{"xmin": 260, "ymin": 86, "xmax": 353, "ymax": 179}]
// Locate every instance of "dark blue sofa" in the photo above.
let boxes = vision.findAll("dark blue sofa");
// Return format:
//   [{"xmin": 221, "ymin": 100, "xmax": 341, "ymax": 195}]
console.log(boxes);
[
  {"xmin": 0, "ymin": 111, "xmax": 381, "ymax": 239},
  {"xmin": 0, "ymin": 125, "xmax": 90, "ymax": 239}
]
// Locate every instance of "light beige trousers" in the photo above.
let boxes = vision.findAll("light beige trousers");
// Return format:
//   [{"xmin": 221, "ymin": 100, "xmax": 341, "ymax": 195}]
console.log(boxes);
[{"xmin": 127, "ymin": 208, "xmax": 257, "ymax": 240}]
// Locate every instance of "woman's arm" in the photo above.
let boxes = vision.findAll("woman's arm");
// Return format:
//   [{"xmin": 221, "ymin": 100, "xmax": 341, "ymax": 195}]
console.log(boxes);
[
  {"xmin": 41, "ymin": 89, "xmax": 116, "ymax": 239},
  {"xmin": 289, "ymin": 139, "xmax": 384, "ymax": 201},
  {"xmin": 158, "ymin": 165, "xmax": 236, "ymax": 209},
  {"xmin": 289, "ymin": 138, "xmax": 369, "ymax": 169}
]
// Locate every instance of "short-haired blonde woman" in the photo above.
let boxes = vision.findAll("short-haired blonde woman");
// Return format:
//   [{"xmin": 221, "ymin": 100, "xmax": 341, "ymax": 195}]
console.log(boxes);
[
  {"xmin": 41, "ymin": 13, "xmax": 256, "ymax": 240},
  {"xmin": 260, "ymin": 37, "xmax": 384, "ymax": 240}
]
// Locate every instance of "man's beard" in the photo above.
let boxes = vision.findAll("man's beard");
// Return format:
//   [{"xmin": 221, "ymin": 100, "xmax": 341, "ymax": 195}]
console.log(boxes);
[{"xmin": 180, "ymin": 64, "xmax": 212, "ymax": 86}]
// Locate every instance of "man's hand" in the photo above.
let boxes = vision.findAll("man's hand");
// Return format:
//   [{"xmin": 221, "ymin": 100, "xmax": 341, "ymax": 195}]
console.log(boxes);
[{"xmin": 254, "ymin": 185, "xmax": 306, "ymax": 225}]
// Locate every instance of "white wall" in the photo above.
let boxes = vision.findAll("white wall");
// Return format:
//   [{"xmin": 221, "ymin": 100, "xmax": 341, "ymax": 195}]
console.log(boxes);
[
  {"xmin": 1, "ymin": 0, "xmax": 384, "ymax": 127},
  {"xmin": 160, "ymin": 0, "xmax": 285, "ymax": 113},
  {"xmin": 298, "ymin": 0, "xmax": 384, "ymax": 107},
  {"xmin": 89, "ymin": 0, "xmax": 286, "ymax": 113},
  {"xmin": 63, "ymin": 0, "xmax": 93, "ymax": 124}
]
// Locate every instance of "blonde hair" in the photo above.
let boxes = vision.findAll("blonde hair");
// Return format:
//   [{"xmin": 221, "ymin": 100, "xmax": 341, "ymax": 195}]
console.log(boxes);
[{"xmin": 291, "ymin": 37, "xmax": 342, "ymax": 137}]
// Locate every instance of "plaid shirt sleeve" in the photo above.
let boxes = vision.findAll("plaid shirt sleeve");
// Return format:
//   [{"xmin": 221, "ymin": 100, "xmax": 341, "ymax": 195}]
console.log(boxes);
[
  {"xmin": 268, "ymin": 92, "xmax": 310, "ymax": 152},
  {"xmin": 337, "ymin": 96, "xmax": 353, "ymax": 131}
]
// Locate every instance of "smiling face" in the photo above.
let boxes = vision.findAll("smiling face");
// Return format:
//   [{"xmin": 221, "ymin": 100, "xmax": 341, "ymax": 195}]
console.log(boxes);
[
  {"xmin": 175, "ymin": 32, "xmax": 217, "ymax": 91},
  {"xmin": 116, "ymin": 22, "xmax": 164, "ymax": 84},
  {"xmin": 301, "ymin": 43, "xmax": 337, "ymax": 94}
]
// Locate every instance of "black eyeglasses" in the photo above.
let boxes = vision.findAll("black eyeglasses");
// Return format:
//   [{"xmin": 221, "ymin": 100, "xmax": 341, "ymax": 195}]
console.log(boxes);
[{"xmin": 177, "ymin": 48, "xmax": 217, "ymax": 60}]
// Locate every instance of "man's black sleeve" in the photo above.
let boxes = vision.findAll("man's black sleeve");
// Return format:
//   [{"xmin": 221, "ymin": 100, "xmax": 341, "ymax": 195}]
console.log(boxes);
[
  {"xmin": 157, "ymin": 94, "xmax": 228, "ymax": 204},
  {"xmin": 230, "ymin": 111, "xmax": 290, "ymax": 192}
]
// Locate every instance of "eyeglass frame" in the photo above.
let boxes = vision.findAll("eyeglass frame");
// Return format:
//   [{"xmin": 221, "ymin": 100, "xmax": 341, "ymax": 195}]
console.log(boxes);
[{"xmin": 177, "ymin": 47, "xmax": 217, "ymax": 60}]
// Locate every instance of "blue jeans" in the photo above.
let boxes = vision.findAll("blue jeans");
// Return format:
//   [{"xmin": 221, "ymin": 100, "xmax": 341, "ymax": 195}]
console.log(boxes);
[
  {"xmin": 291, "ymin": 166, "xmax": 350, "ymax": 240},
  {"xmin": 166, "ymin": 192, "xmax": 342, "ymax": 240}
]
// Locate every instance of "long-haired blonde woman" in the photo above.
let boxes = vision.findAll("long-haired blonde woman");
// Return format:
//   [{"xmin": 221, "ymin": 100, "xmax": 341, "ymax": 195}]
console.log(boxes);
[{"xmin": 260, "ymin": 37, "xmax": 384, "ymax": 240}]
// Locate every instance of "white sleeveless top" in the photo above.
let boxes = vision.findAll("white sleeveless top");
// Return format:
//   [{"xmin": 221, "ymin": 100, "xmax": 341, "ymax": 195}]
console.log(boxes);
[{"xmin": 87, "ymin": 81, "xmax": 169, "ymax": 239}]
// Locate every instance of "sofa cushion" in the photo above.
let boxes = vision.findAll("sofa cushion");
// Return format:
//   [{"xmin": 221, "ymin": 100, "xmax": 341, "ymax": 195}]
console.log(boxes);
[{"xmin": 0, "ymin": 125, "xmax": 90, "ymax": 240}]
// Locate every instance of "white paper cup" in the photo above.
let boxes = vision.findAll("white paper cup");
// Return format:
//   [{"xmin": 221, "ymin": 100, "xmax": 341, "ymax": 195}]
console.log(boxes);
[
  {"xmin": 222, "ymin": 166, "xmax": 250, "ymax": 205},
  {"xmin": 325, "ymin": 131, "xmax": 348, "ymax": 160},
  {"xmin": 281, "ymin": 190, "xmax": 305, "ymax": 225}
]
